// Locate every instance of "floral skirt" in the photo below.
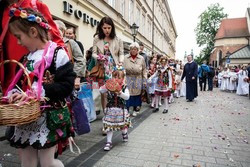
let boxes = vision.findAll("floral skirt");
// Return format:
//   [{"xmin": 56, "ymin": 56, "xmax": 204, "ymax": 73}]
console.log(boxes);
[
  {"xmin": 10, "ymin": 112, "xmax": 73, "ymax": 149},
  {"xmin": 103, "ymin": 107, "xmax": 131, "ymax": 131},
  {"xmin": 155, "ymin": 90, "xmax": 171, "ymax": 97}
]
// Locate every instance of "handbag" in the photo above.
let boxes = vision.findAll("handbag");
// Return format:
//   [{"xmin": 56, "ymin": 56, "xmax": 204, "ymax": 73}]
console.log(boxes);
[
  {"xmin": 71, "ymin": 97, "xmax": 90, "ymax": 135},
  {"xmin": 78, "ymin": 83, "xmax": 96, "ymax": 122},
  {"xmin": 47, "ymin": 107, "xmax": 71, "ymax": 131},
  {"xmin": 89, "ymin": 63, "xmax": 104, "ymax": 79},
  {"xmin": 141, "ymin": 89, "xmax": 150, "ymax": 103}
]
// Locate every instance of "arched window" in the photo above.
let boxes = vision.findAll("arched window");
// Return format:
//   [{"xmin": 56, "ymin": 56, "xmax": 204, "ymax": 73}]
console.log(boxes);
[{"xmin": 218, "ymin": 50, "xmax": 222, "ymax": 66}]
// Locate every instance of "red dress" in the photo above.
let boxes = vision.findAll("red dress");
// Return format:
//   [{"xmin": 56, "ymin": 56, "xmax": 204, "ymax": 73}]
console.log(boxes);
[{"xmin": 1, "ymin": 0, "xmax": 64, "ymax": 93}]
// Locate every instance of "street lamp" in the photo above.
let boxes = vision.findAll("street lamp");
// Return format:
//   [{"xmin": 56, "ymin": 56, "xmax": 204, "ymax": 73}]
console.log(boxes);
[{"xmin": 130, "ymin": 23, "xmax": 139, "ymax": 42}]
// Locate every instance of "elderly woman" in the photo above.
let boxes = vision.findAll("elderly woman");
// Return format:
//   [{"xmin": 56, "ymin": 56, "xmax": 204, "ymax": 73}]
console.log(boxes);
[
  {"xmin": 54, "ymin": 20, "xmax": 86, "ymax": 89},
  {"xmin": 124, "ymin": 42, "xmax": 147, "ymax": 117}
]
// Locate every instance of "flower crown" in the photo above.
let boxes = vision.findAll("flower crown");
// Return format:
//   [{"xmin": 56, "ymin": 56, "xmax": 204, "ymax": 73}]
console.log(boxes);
[
  {"xmin": 9, "ymin": 6, "xmax": 51, "ymax": 30},
  {"xmin": 113, "ymin": 66, "xmax": 125, "ymax": 71},
  {"xmin": 97, "ymin": 54, "xmax": 107, "ymax": 61}
]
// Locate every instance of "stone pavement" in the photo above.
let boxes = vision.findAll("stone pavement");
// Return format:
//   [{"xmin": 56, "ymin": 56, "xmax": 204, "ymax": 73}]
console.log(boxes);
[{"xmin": 0, "ymin": 88, "xmax": 250, "ymax": 167}]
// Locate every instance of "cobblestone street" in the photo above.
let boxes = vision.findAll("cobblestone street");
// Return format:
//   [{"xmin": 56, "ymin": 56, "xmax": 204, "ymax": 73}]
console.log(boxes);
[{"xmin": 0, "ymin": 88, "xmax": 250, "ymax": 167}]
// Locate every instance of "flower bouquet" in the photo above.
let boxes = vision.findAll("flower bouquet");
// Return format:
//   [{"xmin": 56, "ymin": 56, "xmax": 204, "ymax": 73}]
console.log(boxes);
[{"xmin": 243, "ymin": 77, "xmax": 249, "ymax": 82}]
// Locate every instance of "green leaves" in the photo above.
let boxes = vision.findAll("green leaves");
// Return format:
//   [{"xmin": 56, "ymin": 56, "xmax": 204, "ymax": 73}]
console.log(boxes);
[{"xmin": 195, "ymin": 3, "xmax": 228, "ymax": 64}]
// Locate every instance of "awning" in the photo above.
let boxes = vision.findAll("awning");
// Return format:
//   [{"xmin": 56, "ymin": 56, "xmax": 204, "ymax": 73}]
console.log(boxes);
[{"xmin": 230, "ymin": 46, "xmax": 250, "ymax": 59}]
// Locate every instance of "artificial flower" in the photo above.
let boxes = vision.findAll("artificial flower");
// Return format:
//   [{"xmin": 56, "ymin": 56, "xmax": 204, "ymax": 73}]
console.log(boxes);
[
  {"xmin": 27, "ymin": 14, "xmax": 36, "ymax": 22},
  {"xmin": 14, "ymin": 9, "xmax": 21, "ymax": 17},
  {"xmin": 20, "ymin": 11, "xmax": 27, "ymax": 18}
]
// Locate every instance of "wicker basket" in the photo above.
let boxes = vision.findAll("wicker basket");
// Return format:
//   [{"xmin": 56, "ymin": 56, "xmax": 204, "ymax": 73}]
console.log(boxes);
[
  {"xmin": 0, "ymin": 60, "xmax": 41, "ymax": 126},
  {"xmin": 106, "ymin": 78, "xmax": 122, "ymax": 92}
]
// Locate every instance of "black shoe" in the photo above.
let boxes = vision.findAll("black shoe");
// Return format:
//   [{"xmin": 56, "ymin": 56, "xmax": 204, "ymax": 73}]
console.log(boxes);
[
  {"xmin": 96, "ymin": 110, "xmax": 101, "ymax": 115},
  {"xmin": 187, "ymin": 99, "xmax": 193, "ymax": 102},
  {"xmin": 162, "ymin": 109, "xmax": 168, "ymax": 114},
  {"xmin": 153, "ymin": 108, "xmax": 159, "ymax": 113}
]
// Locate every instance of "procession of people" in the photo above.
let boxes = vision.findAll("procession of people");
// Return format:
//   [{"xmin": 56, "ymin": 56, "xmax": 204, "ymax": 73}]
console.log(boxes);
[{"xmin": 0, "ymin": 0, "xmax": 250, "ymax": 167}]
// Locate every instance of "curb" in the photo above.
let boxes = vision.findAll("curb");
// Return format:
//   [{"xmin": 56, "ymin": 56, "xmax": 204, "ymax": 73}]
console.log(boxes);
[{"xmin": 66, "ymin": 106, "xmax": 152, "ymax": 167}]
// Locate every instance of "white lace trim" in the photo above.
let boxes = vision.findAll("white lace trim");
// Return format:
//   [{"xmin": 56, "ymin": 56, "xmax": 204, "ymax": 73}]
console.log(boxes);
[{"xmin": 13, "ymin": 113, "xmax": 50, "ymax": 146}]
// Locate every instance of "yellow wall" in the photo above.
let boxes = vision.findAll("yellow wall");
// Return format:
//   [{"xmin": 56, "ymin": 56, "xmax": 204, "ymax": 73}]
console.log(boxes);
[{"xmin": 43, "ymin": 0, "xmax": 105, "ymax": 52}]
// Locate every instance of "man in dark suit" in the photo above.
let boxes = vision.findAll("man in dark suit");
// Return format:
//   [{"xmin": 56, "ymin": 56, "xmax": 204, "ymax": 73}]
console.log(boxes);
[{"xmin": 181, "ymin": 55, "xmax": 198, "ymax": 102}]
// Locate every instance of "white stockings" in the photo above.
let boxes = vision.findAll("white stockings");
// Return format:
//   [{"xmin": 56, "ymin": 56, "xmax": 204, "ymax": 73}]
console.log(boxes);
[{"xmin": 19, "ymin": 146, "xmax": 64, "ymax": 167}]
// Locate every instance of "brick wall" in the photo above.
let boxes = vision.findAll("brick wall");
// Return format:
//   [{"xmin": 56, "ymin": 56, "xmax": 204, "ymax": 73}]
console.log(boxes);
[{"xmin": 209, "ymin": 44, "xmax": 246, "ymax": 67}]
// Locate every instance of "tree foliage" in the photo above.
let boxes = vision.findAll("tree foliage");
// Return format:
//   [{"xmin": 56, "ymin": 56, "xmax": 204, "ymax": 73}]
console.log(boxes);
[{"xmin": 194, "ymin": 3, "xmax": 228, "ymax": 64}]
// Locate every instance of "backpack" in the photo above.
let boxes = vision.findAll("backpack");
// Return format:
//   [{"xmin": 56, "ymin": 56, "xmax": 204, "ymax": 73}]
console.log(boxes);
[
  {"xmin": 201, "ymin": 66, "xmax": 208, "ymax": 77},
  {"xmin": 208, "ymin": 67, "xmax": 215, "ymax": 77}
]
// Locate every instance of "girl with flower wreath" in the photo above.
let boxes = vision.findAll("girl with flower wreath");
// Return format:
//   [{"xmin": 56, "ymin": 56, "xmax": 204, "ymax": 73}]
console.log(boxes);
[
  {"xmin": 6, "ymin": 7, "xmax": 75, "ymax": 167},
  {"xmin": 99, "ymin": 67, "xmax": 131, "ymax": 151},
  {"xmin": 149, "ymin": 57, "xmax": 172, "ymax": 114}
]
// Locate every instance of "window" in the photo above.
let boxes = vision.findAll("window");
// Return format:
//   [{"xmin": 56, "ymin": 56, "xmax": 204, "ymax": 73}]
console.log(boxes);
[
  {"xmin": 129, "ymin": 0, "xmax": 134, "ymax": 24},
  {"xmin": 136, "ymin": 6, "xmax": 140, "ymax": 27},
  {"xmin": 148, "ymin": 19, "xmax": 152, "ymax": 39},
  {"xmin": 120, "ymin": 0, "xmax": 125, "ymax": 16},
  {"xmin": 156, "ymin": 3, "xmax": 159, "ymax": 19},
  {"xmin": 219, "ymin": 50, "xmax": 222, "ymax": 66},
  {"xmin": 142, "ymin": 13, "xmax": 146, "ymax": 35},
  {"xmin": 108, "ymin": 0, "xmax": 115, "ymax": 8}
]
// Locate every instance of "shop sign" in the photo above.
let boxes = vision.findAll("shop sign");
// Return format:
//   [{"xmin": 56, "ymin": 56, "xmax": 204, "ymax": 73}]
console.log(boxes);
[{"xmin": 63, "ymin": 1, "xmax": 99, "ymax": 27}]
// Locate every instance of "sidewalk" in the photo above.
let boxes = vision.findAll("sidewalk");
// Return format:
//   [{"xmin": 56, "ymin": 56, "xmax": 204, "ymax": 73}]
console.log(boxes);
[
  {"xmin": 1, "ymin": 88, "xmax": 250, "ymax": 167},
  {"xmin": 0, "ymin": 102, "xmax": 151, "ymax": 167},
  {"xmin": 81, "ymin": 88, "xmax": 250, "ymax": 167}
]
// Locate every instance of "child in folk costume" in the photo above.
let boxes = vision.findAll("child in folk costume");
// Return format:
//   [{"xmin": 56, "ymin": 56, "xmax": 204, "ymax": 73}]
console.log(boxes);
[
  {"xmin": 174, "ymin": 70, "xmax": 182, "ymax": 98},
  {"xmin": 228, "ymin": 67, "xmax": 237, "ymax": 92},
  {"xmin": 6, "ymin": 7, "xmax": 75, "ymax": 166},
  {"xmin": 149, "ymin": 57, "xmax": 172, "ymax": 114},
  {"xmin": 148, "ymin": 56, "xmax": 158, "ymax": 108},
  {"xmin": 169, "ymin": 67, "xmax": 176, "ymax": 103},
  {"xmin": 220, "ymin": 67, "xmax": 229, "ymax": 91},
  {"xmin": 100, "ymin": 67, "xmax": 131, "ymax": 151},
  {"xmin": 236, "ymin": 66, "xmax": 249, "ymax": 96}
]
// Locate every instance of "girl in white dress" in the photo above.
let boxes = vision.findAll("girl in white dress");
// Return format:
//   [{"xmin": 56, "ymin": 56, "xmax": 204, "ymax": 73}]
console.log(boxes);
[
  {"xmin": 220, "ymin": 67, "xmax": 229, "ymax": 91},
  {"xmin": 174, "ymin": 70, "xmax": 182, "ymax": 98},
  {"xmin": 228, "ymin": 68, "xmax": 237, "ymax": 92},
  {"xmin": 236, "ymin": 66, "xmax": 249, "ymax": 95}
]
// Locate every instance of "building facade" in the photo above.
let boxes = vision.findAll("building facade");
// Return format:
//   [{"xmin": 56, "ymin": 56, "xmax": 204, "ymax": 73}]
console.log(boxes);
[
  {"xmin": 43, "ymin": 0, "xmax": 177, "ymax": 58},
  {"xmin": 209, "ymin": 16, "xmax": 250, "ymax": 67}
]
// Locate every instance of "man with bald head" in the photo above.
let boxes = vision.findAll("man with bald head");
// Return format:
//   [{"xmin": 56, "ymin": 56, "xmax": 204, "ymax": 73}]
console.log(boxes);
[{"xmin": 181, "ymin": 55, "xmax": 198, "ymax": 102}]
